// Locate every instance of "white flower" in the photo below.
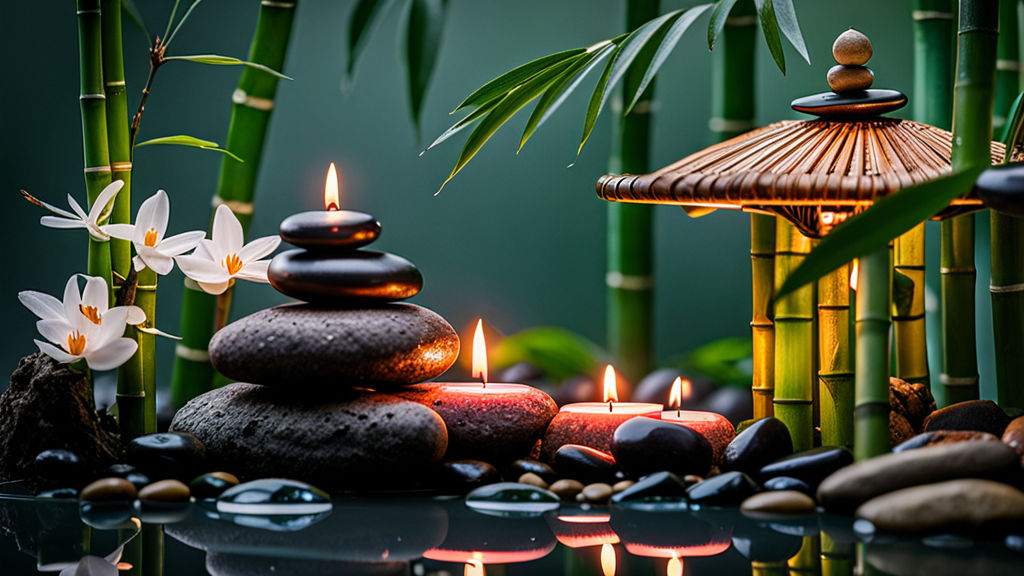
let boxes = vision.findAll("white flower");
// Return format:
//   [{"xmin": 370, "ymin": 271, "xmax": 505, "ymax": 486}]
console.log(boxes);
[
  {"xmin": 22, "ymin": 180, "xmax": 124, "ymax": 241},
  {"xmin": 105, "ymin": 190, "xmax": 205, "ymax": 275},
  {"xmin": 175, "ymin": 204, "xmax": 280, "ymax": 295},
  {"xmin": 19, "ymin": 275, "xmax": 138, "ymax": 371}
]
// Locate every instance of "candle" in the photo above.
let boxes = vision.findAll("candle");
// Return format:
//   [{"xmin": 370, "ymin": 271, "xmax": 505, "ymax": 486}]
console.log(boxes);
[
  {"xmin": 656, "ymin": 377, "xmax": 735, "ymax": 465},
  {"xmin": 277, "ymin": 163, "xmax": 381, "ymax": 249},
  {"xmin": 396, "ymin": 320, "xmax": 557, "ymax": 463},
  {"xmin": 540, "ymin": 366, "xmax": 663, "ymax": 462}
]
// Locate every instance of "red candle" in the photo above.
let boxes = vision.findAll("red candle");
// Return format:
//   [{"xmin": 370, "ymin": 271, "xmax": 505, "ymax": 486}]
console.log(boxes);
[
  {"xmin": 540, "ymin": 366, "xmax": 663, "ymax": 462},
  {"xmin": 656, "ymin": 377, "xmax": 735, "ymax": 465}
]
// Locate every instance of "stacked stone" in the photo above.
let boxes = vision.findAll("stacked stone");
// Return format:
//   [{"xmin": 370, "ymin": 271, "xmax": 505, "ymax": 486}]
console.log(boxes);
[
  {"xmin": 827, "ymin": 29, "xmax": 874, "ymax": 93},
  {"xmin": 170, "ymin": 210, "xmax": 461, "ymax": 491}
]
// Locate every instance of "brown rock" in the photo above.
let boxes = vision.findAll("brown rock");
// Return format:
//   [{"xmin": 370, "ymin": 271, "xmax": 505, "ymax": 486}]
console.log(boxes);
[
  {"xmin": 81, "ymin": 477, "xmax": 137, "ymax": 502},
  {"xmin": 1001, "ymin": 415, "xmax": 1024, "ymax": 458},
  {"xmin": 138, "ymin": 479, "xmax": 190, "ymax": 503},
  {"xmin": 549, "ymin": 479, "xmax": 584, "ymax": 501},
  {"xmin": 518, "ymin": 472, "xmax": 548, "ymax": 489},
  {"xmin": 740, "ymin": 490, "xmax": 816, "ymax": 516},
  {"xmin": 889, "ymin": 410, "xmax": 915, "ymax": 447},
  {"xmin": 894, "ymin": 430, "xmax": 999, "ymax": 453},
  {"xmin": 889, "ymin": 377, "xmax": 936, "ymax": 432},
  {"xmin": 833, "ymin": 29, "xmax": 872, "ymax": 66},
  {"xmin": 612, "ymin": 480, "xmax": 634, "ymax": 493},
  {"xmin": 578, "ymin": 483, "xmax": 613, "ymax": 503},
  {"xmin": 923, "ymin": 400, "xmax": 1011, "ymax": 437},
  {"xmin": 856, "ymin": 479, "xmax": 1024, "ymax": 532},
  {"xmin": 827, "ymin": 65, "xmax": 873, "ymax": 92}
]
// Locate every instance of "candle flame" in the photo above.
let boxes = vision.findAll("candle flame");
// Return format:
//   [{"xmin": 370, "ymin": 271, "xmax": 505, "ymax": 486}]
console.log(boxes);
[
  {"xmin": 601, "ymin": 543, "xmax": 616, "ymax": 576},
  {"xmin": 668, "ymin": 377, "xmax": 690, "ymax": 409},
  {"xmin": 465, "ymin": 560, "xmax": 485, "ymax": 576},
  {"xmin": 850, "ymin": 259, "xmax": 859, "ymax": 291},
  {"xmin": 472, "ymin": 319, "xmax": 488, "ymax": 385},
  {"xmin": 603, "ymin": 365, "xmax": 618, "ymax": 404},
  {"xmin": 324, "ymin": 162, "xmax": 340, "ymax": 211},
  {"xmin": 667, "ymin": 555, "xmax": 683, "ymax": 576}
]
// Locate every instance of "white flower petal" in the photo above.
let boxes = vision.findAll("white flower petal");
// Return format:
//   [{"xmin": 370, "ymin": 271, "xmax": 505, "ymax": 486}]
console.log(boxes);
[
  {"xmin": 67, "ymin": 194, "xmax": 88, "ymax": 219},
  {"xmin": 193, "ymin": 239, "xmax": 217, "ymax": 260},
  {"xmin": 94, "ymin": 307, "xmax": 130, "ymax": 347},
  {"xmin": 37, "ymin": 318, "xmax": 72, "ymax": 345},
  {"xmin": 30, "ymin": 195, "xmax": 78, "ymax": 220},
  {"xmin": 84, "ymin": 338, "xmax": 138, "ymax": 371},
  {"xmin": 62, "ymin": 275, "xmax": 81, "ymax": 322},
  {"xmin": 125, "ymin": 306, "xmax": 146, "ymax": 325},
  {"xmin": 18, "ymin": 291, "xmax": 67, "ymax": 321},
  {"xmin": 133, "ymin": 254, "xmax": 147, "ymax": 272},
  {"xmin": 235, "ymin": 259, "xmax": 271, "ymax": 283},
  {"xmin": 135, "ymin": 190, "xmax": 169, "ymax": 244},
  {"xmin": 136, "ymin": 325, "xmax": 181, "ymax": 340},
  {"xmin": 35, "ymin": 339, "xmax": 79, "ymax": 364},
  {"xmin": 40, "ymin": 216, "xmax": 86, "ymax": 230},
  {"xmin": 212, "ymin": 204, "xmax": 244, "ymax": 254},
  {"xmin": 237, "ymin": 236, "xmax": 281, "ymax": 263},
  {"xmin": 197, "ymin": 280, "xmax": 231, "ymax": 295},
  {"xmin": 88, "ymin": 180, "xmax": 125, "ymax": 223},
  {"xmin": 103, "ymin": 223, "xmax": 135, "ymax": 241},
  {"xmin": 81, "ymin": 276, "xmax": 109, "ymax": 313},
  {"xmin": 159, "ymin": 231, "xmax": 206, "ymax": 256},
  {"xmin": 176, "ymin": 254, "xmax": 230, "ymax": 284},
  {"xmin": 139, "ymin": 249, "xmax": 174, "ymax": 275}
]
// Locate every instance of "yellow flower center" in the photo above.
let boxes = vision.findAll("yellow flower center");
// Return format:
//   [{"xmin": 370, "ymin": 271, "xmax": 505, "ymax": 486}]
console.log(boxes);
[
  {"xmin": 79, "ymin": 304, "xmax": 102, "ymax": 325},
  {"xmin": 144, "ymin": 227, "xmax": 158, "ymax": 247},
  {"xmin": 223, "ymin": 253, "xmax": 244, "ymax": 275},
  {"xmin": 66, "ymin": 331, "xmax": 86, "ymax": 356}
]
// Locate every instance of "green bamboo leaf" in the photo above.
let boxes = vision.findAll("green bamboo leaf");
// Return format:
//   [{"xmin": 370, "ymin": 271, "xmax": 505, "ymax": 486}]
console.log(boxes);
[
  {"xmin": 402, "ymin": 0, "xmax": 448, "ymax": 137},
  {"xmin": 578, "ymin": 48, "xmax": 618, "ymax": 156},
  {"xmin": 773, "ymin": 0, "xmax": 809, "ymax": 64},
  {"xmin": 492, "ymin": 326, "xmax": 605, "ymax": 382},
  {"xmin": 519, "ymin": 43, "xmax": 615, "ymax": 152},
  {"xmin": 707, "ymin": 0, "xmax": 740, "ymax": 50},
  {"xmin": 122, "ymin": 0, "xmax": 151, "ymax": 45},
  {"xmin": 135, "ymin": 134, "xmax": 244, "ymax": 163},
  {"xmin": 628, "ymin": 4, "xmax": 713, "ymax": 114},
  {"xmin": 164, "ymin": 54, "xmax": 293, "ymax": 80},
  {"xmin": 453, "ymin": 48, "xmax": 587, "ymax": 112},
  {"xmin": 893, "ymin": 269, "xmax": 915, "ymax": 317},
  {"xmin": 347, "ymin": 0, "xmax": 392, "ymax": 79},
  {"xmin": 164, "ymin": 0, "xmax": 206, "ymax": 48},
  {"xmin": 754, "ymin": 0, "xmax": 786, "ymax": 74},
  {"xmin": 439, "ymin": 57, "xmax": 580, "ymax": 192},
  {"xmin": 422, "ymin": 97, "xmax": 501, "ymax": 154},
  {"xmin": 777, "ymin": 168, "xmax": 986, "ymax": 299}
]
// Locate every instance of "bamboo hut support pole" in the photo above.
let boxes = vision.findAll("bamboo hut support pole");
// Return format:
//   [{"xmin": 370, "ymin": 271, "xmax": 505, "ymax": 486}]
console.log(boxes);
[
  {"xmin": 854, "ymin": 247, "xmax": 891, "ymax": 460},
  {"xmin": 774, "ymin": 219, "xmax": 814, "ymax": 451},
  {"xmin": 751, "ymin": 214, "xmax": 777, "ymax": 418},
  {"xmin": 818, "ymin": 263, "xmax": 853, "ymax": 449}
]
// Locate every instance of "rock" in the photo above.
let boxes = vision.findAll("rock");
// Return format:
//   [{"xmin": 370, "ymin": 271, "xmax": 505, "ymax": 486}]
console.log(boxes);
[
  {"xmin": 611, "ymin": 471, "xmax": 689, "ymax": 505},
  {"xmin": 612, "ymin": 480, "xmax": 634, "ymax": 493},
  {"xmin": 278, "ymin": 210, "xmax": 381, "ymax": 250},
  {"xmin": 517, "ymin": 472, "xmax": 548, "ymax": 489},
  {"xmin": 663, "ymin": 411, "xmax": 735, "ymax": 465},
  {"xmin": 208, "ymin": 303, "xmax": 459, "ymax": 387},
  {"xmin": 80, "ymin": 477, "xmax": 137, "ymax": 502},
  {"xmin": 817, "ymin": 441, "xmax": 1020, "ymax": 512},
  {"xmin": 833, "ymin": 29, "xmax": 872, "ymax": 65},
  {"xmin": 549, "ymin": 479, "xmax": 585, "ymax": 501},
  {"xmin": 127, "ymin": 432, "xmax": 206, "ymax": 482},
  {"xmin": 760, "ymin": 447, "xmax": 853, "ymax": 491},
  {"xmin": 611, "ymin": 417, "xmax": 713, "ymax": 478},
  {"xmin": 695, "ymin": 386, "xmax": 753, "ymax": 426},
  {"xmin": 435, "ymin": 460, "xmax": 500, "ymax": 493},
  {"xmin": 104, "ymin": 463, "xmax": 136, "ymax": 477},
  {"xmin": 923, "ymin": 400, "xmax": 1011, "ymax": 437},
  {"xmin": 827, "ymin": 65, "xmax": 873, "ymax": 92},
  {"xmin": 578, "ymin": 483, "xmax": 613, "ymax": 503},
  {"xmin": 731, "ymin": 522, "xmax": 803, "ymax": 562},
  {"xmin": 741, "ymin": 490, "xmax": 815, "ymax": 516},
  {"xmin": 1004, "ymin": 415, "xmax": 1024, "ymax": 461},
  {"xmin": 506, "ymin": 459, "xmax": 558, "ymax": 484},
  {"xmin": 170, "ymin": 383, "xmax": 448, "ymax": 491},
  {"xmin": 395, "ymin": 383, "xmax": 557, "ymax": 463},
  {"xmin": 551, "ymin": 375, "xmax": 598, "ymax": 407},
  {"xmin": 890, "ymin": 410, "xmax": 915, "ymax": 447},
  {"xmin": 37, "ymin": 488, "xmax": 78, "ymax": 499},
  {"xmin": 632, "ymin": 369, "xmax": 711, "ymax": 406},
  {"xmin": 0, "ymin": 353, "xmax": 123, "ymax": 485},
  {"xmin": 893, "ymin": 430, "xmax": 1000, "ymax": 453},
  {"xmin": 722, "ymin": 417, "xmax": 793, "ymax": 475},
  {"xmin": 762, "ymin": 476, "xmax": 812, "ymax": 496},
  {"xmin": 976, "ymin": 163, "xmax": 1024, "ymax": 217},
  {"xmin": 890, "ymin": 377, "xmax": 935, "ymax": 432},
  {"xmin": 465, "ymin": 482, "xmax": 560, "ymax": 514},
  {"xmin": 791, "ymin": 89, "xmax": 907, "ymax": 117},
  {"xmin": 190, "ymin": 472, "xmax": 239, "ymax": 500},
  {"xmin": 34, "ymin": 449, "xmax": 83, "ymax": 487},
  {"xmin": 686, "ymin": 471, "xmax": 759, "ymax": 506},
  {"xmin": 268, "ymin": 249, "xmax": 423, "ymax": 303},
  {"xmin": 138, "ymin": 479, "xmax": 190, "ymax": 504},
  {"xmin": 856, "ymin": 479, "xmax": 1024, "ymax": 532},
  {"xmin": 218, "ymin": 478, "xmax": 331, "ymax": 515},
  {"xmin": 553, "ymin": 444, "xmax": 620, "ymax": 484},
  {"xmin": 125, "ymin": 472, "xmax": 150, "ymax": 490}
]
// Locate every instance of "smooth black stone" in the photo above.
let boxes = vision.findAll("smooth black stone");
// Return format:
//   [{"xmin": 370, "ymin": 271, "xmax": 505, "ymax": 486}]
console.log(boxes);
[
  {"xmin": 34, "ymin": 449, "xmax": 83, "ymax": 486},
  {"xmin": 78, "ymin": 501, "xmax": 135, "ymax": 530},
  {"xmin": 190, "ymin": 472, "xmax": 240, "ymax": 500},
  {"xmin": 497, "ymin": 362, "xmax": 544, "ymax": 384},
  {"xmin": 553, "ymin": 444, "xmax": 620, "ymax": 484},
  {"xmin": 732, "ymin": 522, "xmax": 804, "ymax": 562},
  {"xmin": 436, "ymin": 460, "xmax": 500, "ymax": 493},
  {"xmin": 923, "ymin": 400, "xmax": 1012, "ymax": 437},
  {"xmin": 759, "ymin": 446, "xmax": 853, "ymax": 490},
  {"xmin": 611, "ymin": 418, "xmax": 713, "ymax": 478},
  {"xmin": 632, "ymin": 369, "xmax": 711, "ymax": 406},
  {"xmin": 762, "ymin": 476, "xmax": 813, "ymax": 496},
  {"xmin": 465, "ymin": 482, "xmax": 560, "ymax": 513},
  {"xmin": 506, "ymin": 459, "xmax": 558, "ymax": 484},
  {"xmin": 279, "ymin": 210, "xmax": 381, "ymax": 250},
  {"xmin": 104, "ymin": 463, "xmax": 136, "ymax": 478},
  {"xmin": 791, "ymin": 89, "xmax": 907, "ymax": 117},
  {"xmin": 125, "ymin": 472, "xmax": 150, "ymax": 490},
  {"xmin": 611, "ymin": 471, "xmax": 689, "ymax": 505},
  {"xmin": 722, "ymin": 417, "xmax": 794, "ymax": 475},
  {"xmin": 686, "ymin": 471, "xmax": 759, "ymax": 506},
  {"xmin": 218, "ymin": 479, "xmax": 330, "ymax": 511},
  {"xmin": 975, "ymin": 163, "xmax": 1024, "ymax": 217},
  {"xmin": 37, "ymin": 488, "xmax": 78, "ymax": 499},
  {"xmin": 268, "ymin": 249, "xmax": 423, "ymax": 303},
  {"xmin": 127, "ymin": 432, "xmax": 206, "ymax": 482},
  {"xmin": 696, "ymin": 386, "xmax": 753, "ymax": 426}
]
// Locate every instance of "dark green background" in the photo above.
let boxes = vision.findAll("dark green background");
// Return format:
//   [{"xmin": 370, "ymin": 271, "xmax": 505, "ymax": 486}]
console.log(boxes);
[{"xmin": 2, "ymin": 1, "xmax": 996, "ymax": 398}]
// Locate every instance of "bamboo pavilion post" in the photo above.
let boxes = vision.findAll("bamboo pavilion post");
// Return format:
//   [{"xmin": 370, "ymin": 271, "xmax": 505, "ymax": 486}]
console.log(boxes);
[
  {"xmin": 774, "ymin": 219, "xmax": 815, "ymax": 451},
  {"xmin": 606, "ymin": 0, "xmax": 658, "ymax": 384},
  {"xmin": 818, "ymin": 263, "xmax": 853, "ymax": 449},
  {"xmin": 854, "ymin": 246, "xmax": 891, "ymax": 460}
]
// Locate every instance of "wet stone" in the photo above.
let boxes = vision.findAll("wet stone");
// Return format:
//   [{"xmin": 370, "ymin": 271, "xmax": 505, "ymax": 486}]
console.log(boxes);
[
  {"xmin": 741, "ymin": 490, "xmax": 816, "ymax": 516},
  {"xmin": 632, "ymin": 369, "xmax": 711, "ymax": 406},
  {"xmin": 549, "ymin": 479, "xmax": 585, "ymax": 501},
  {"xmin": 791, "ymin": 89, "xmax": 907, "ymax": 117},
  {"xmin": 190, "ymin": 472, "xmax": 240, "ymax": 500},
  {"xmin": 279, "ymin": 210, "xmax": 381, "ymax": 250},
  {"xmin": 762, "ymin": 476, "xmax": 812, "ymax": 496},
  {"xmin": 976, "ymin": 164, "xmax": 1024, "ymax": 217},
  {"xmin": 612, "ymin": 480, "xmax": 634, "ymax": 493},
  {"xmin": 517, "ymin": 472, "xmax": 548, "ymax": 489},
  {"xmin": 138, "ymin": 479, "xmax": 190, "ymax": 504},
  {"xmin": 80, "ymin": 477, "xmax": 137, "ymax": 503},
  {"xmin": 610, "ymin": 471, "xmax": 689, "ymax": 505},
  {"xmin": 686, "ymin": 471, "xmax": 759, "ymax": 506},
  {"xmin": 553, "ymin": 445, "xmax": 620, "ymax": 485},
  {"xmin": 759, "ymin": 446, "xmax": 853, "ymax": 491},
  {"xmin": 268, "ymin": 249, "xmax": 423, "ymax": 303},
  {"xmin": 923, "ymin": 400, "xmax": 1012, "ymax": 437},
  {"xmin": 217, "ymin": 479, "xmax": 331, "ymax": 516},
  {"xmin": 37, "ymin": 488, "xmax": 78, "ymax": 499},
  {"xmin": 1004, "ymin": 415, "xmax": 1024, "ymax": 459},
  {"xmin": 890, "ymin": 377, "xmax": 936, "ymax": 432},
  {"xmin": 827, "ymin": 65, "xmax": 873, "ymax": 92},
  {"xmin": 611, "ymin": 417, "xmax": 713, "ymax": 478},
  {"xmin": 125, "ymin": 472, "xmax": 151, "ymax": 491},
  {"xmin": 34, "ymin": 449, "xmax": 83, "ymax": 486},
  {"xmin": 507, "ymin": 459, "xmax": 558, "ymax": 484},
  {"xmin": 696, "ymin": 386, "xmax": 753, "ymax": 426},
  {"xmin": 722, "ymin": 417, "xmax": 794, "ymax": 475},
  {"xmin": 79, "ymin": 501, "xmax": 135, "ymax": 530},
  {"xmin": 857, "ymin": 479, "xmax": 1024, "ymax": 533},
  {"xmin": 893, "ymin": 430, "xmax": 1000, "ymax": 453},
  {"xmin": 832, "ymin": 29, "xmax": 873, "ymax": 65},
  {"xmin": 578, "ymin": 483, "xmax": 613, "ymax": 503},
  {"xmin": 436, "ymin": 460, "xmax": 500, "ymax": 493},
  {"xmin": 465, "ymin": 482, "xmax": 560, "ymax": 515},
  {"xmin": 127, "ymin": 432, "xmax": 206, "ymax": 482}
]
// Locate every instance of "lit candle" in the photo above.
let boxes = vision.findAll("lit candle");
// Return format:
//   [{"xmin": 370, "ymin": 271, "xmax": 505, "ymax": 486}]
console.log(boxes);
[
  {"xmin": 277, "ymin": 163, "xmax": 381, "ymax": 249},
  {"xmin": 656, "ymin": 377, "xmax": 735, "ymax": 465},
  {"xmin": 540, "ymin": 366, "xmax": 663, "ymax": 462}
]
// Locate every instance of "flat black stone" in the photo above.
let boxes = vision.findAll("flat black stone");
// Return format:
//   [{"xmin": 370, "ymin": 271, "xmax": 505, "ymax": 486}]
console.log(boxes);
[
  {"xmin": 722, "ymin": 417, "xmax": 793, "ymax": 475},
  {"xmin": 434, "ymin": 460, "xmax": 500, "ymax": 493},
  {"xmin": 761, "ymin": 476, "xmax": 812, "ymax": 496},
  {"xmin": 279, "ymin": 210, "xmax": 381, "ymax": 250},
  {"xmin": 34, "ymin": 449, "xmax": 83, "ymax": 486},
  {"xmin": 975, "ymin": 163, "xmax": 1024, "ymax": 216},
  {"xmin": 923, "ymin": 399, "xmax": 1012, "ymax": 437},
  {"xmin": 610, "ymin": 471, "xmax": 689, "ymax": 505},
  {"xmin": 686, "ymin": 471, "xmax": 759, "ymax": 506},
  {"xmin": 758, "ymin": 446, "xmax": 853, "ymax": 490},
  {"xmin": 791, "ymin": 89, "xmax": 907, "ymax": 117},
  {"xmin": 506, "ymin": 459, "xmax": 558, "ymax": 484},
  {"xmin": 127, "ymin": 432, "xmax": 206, "ymax": 482},
  {"xmin": 553, "ymin": 444, "xmax": 620, "ymax": 484},
  {"xmin": 190, "ymin": 472, "xmax": 239, "ymax": 500},
  {"xmin": 269, "ymin": 249, "xmax": 423, "ymax": 303},
  {"xmin": 611, "ymin": 417, "xmax": 713, "ymax": 478}
]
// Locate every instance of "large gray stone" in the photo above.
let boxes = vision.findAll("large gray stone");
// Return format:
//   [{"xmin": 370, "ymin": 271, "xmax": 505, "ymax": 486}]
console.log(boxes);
[
  {"xmin": 208, "ymin": 303, "xmax": 459, "ymax": 387},
  {"xmin": 856, "ymin": 479, "xmax": 1024, "ymax": 532},
  {"xmin": 170, "ymin": 383, "xmax": 448, "ymax": 491}
]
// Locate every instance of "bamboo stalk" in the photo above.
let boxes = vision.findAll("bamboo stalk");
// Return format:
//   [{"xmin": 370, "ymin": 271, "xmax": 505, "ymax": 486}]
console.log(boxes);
[
  {"xmin": 854, "ymin": 247, "xmax": 891, "ymax": 461},
  {"xmin": 101, "ymin": 0, "xmax": 131, "ymax": 281},
  {"xmin": 818, "ymin": 263, "xmax": 853, "ymax": 449},
  {"xmin": 76, "ymin": 0, "xmax": 113, "ymax": 290},
  {"xmin": 171, "ymin": 0, "xmax": 298, "ymax": 406},
  {"xmin": 942, "ymin": 0, "xmax": 998, "ymax": 405},
  {"xmin": 606, "ymin": 0, "xmax": 658, "ymax": 384},
  {"xmin": 774, "ymin": 219, "xmax": 814, "ymax": 451},
  {"xmin": 751, "ymin": 562, "xmax": 788, "ymax": 576},
  {"xmin": 136, "ymin": 269, "xmax": 157, "ymax": 433},
  {"xmin": 820, "ymin": 533, "xmax": 854, "ymax": 576},
  {"xmin": 788, "ymin": 535, "xmax": 820, "ymax": 575}
]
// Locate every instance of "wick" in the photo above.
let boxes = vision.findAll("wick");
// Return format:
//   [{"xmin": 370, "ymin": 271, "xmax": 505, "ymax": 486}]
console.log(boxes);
[
  {"xmin": 608, "ymin": 401, "xmax": 613, "ymax": 413},
  {"xmin": 677, "ymin": 408, "xmax": 681, "ymax": 418},
  {"xmin": 480, "ymin": 373, "xmax": 487, "ymax": 389},
  {"xmin": 326, "ymin": 203, "xmax": 340, "ymax": 211}
]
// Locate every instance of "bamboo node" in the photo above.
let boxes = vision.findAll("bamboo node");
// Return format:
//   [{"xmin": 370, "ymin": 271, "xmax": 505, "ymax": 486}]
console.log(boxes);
[
  {"xmin": 111, "ymin": 162, "xmax": 133, "ymax": 172},
  {"xmin": 709, "ymin": 117, "xmax": 756, "ymax": 133},
  {"xmin": 990, "ymin": 282, "xmax": 1024, "ymax": 294},
  {"xmin": 997, "ymin": 60, "xmax": 1023, "ymax": 73},
  {"xmin": 79, "ymin": 93, "xmax": 106, "ymax": 101},
  {"xmin": 939, "ymin": 266, "xmax": 977, "ymax": 275},
  {"xmin": 605, "ymin": 272, "xmax": 654, "ymax": 291},
  {"xmin": 104, "ymin": 80, "xmax": 127, "ymax": 87},
  {"xmin": 175, "ymin": 344, "xmax": 211, "ymax": 363},
  {"xmin": 911, "ymin": 10, "xmax": 953, "ymax": 21},
  {"xmin": 83, "ymin": 166, "xmax": 112, "ymax": 174},
  {"xmin": 724, "ymin": 15, "xmax": 757, "ymax": 27},
  {"xmin": 261, "ymin": 0, "xmax": 297, "ymax": 7},
  {"xmin": 232, "ymin": 89, "xmax": 275, "ymax": 111},
  {"xmin": 938, "ymin": 374, "xmax": 979, "ymax": 386},
  {"xmin": 211, "ymin": 196, "xmax": 255, "ymax": 215}
]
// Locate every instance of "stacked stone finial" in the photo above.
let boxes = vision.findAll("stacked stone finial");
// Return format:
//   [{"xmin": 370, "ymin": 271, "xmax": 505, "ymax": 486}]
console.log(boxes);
[{"xmin": 827, "ymin": 29, "xmax": 874, "ymax": 93}]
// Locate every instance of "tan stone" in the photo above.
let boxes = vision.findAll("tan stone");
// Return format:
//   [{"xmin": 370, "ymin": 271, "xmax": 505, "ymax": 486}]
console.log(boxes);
[
  {"xmin": 833, "ymin": 29, "xmax": 872, "ymax": 66},
  {"xmin": 518, "ymin": 472, "xmax": 548, "ymax": 489},
  {"xmin": 579, "ymin": 483, "xmax": 613, "ymax": 503},
  {"xmin": 1002, "ymin": 415, "xmax": 1024, "ymax": 455},
  {"xmin": 740, "ymin": 490, "xmax": 816, "ymax": 516},
  {"xmin": 80, "ymin": 477, "xmax": 137, "ymax": 502},
  {"xmin": 612, "ymin": 480, "xmax": 634, "ymax": 493},
  {"xmin": 549, "ymin": 479, "xmax": 584, "ymax": 500},
  {"xmin": 856, "ymin": 479, "xmax": 1024, "ymax": 532},
  {"xmin": 138, "ymin": 479, "xmax": 190, "ymax": 503},
  {"xmin": 827, "ymin": 65, "xmax": 873, "ymax": 92}
]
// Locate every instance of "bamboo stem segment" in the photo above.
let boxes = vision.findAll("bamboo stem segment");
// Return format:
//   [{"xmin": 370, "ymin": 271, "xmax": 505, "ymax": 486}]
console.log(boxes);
[
  {"xmin": 101, "ymin": 0, "xmax": 131, "ymax": 281},
  {"xmin": 774, "ymin": 219, "xmax": 815, "ymax": 451},
  {"xmin": 751, "ymin": 214, "xmax": 777, "ymax": 418},
  {"xmin": 818, "ymin": 263, "xmax": 853, "ymax": 449},
  {"xmin": 855, "ymin": 247, "xmax": 891, "ymax": 461}
]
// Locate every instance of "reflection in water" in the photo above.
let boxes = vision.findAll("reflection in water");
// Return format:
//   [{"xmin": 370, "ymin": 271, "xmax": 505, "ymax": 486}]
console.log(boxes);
[
  {"xmin": 600, "ymin": 542, "xmax": 615, "ymax": 576},
  {"xmin": 464, "ymin": 558, "xmax": 484, "ymax": 576},
  {"xmin": 666, "ymin": 554, "xmax": 683, "ymax": 576}
]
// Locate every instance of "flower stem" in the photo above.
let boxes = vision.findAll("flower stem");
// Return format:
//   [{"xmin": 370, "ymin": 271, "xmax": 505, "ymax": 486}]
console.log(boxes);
[{"xmin": 214, "ymin": 287, "xmax": 234, "ymax": 333}]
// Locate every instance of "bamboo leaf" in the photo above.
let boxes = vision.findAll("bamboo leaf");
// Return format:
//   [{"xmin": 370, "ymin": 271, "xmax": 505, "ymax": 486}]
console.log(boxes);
[
  {"xmin": 893, "ymin": 270, "xmax": 915, "ymax": 317},
  {"xmin": 347, "ymin": 0, "xmax": 392, "ymax": 79},
  {"xmin": 707, "ymin": 0, "xmax": 740, "ymax": 50},
  {"xmin": 453, "ymin": 48, "xmax": 587, "ymax": 112},
  {"xmin": 773, "ymin": 0, "xmax": 809, "ymax": 64},
  {"xmin": 754, "ymin": 0, "xmax": 786, "ymax": 74},
  {"xmin": 492, "ymin": 326, "xmax": 605, "ymax": 382},
  {"xmin": 402, "ymin": 0, "xmax": 448, "ymax": 137},
  {"xmin": 628, "ymin": 4, "xmax": 713, "ymax": 114},
  {"xmin": 422, "ymin": 97, "xmax": 501, "ymax": 154},
  {"xmin": 135, "ymin": 134, "xmax": 244, "ymax": 163},
  {"xmin": 164, "ymin": 0, "xmax": 206, "ymax": 48},
  {"xmin": 578, "ymin": 50, "xmax": 618, "ymax": 156},
  {"xmin": 674, "ymin": 336, "xmax": 753, "ymax": 387},
  {"xmin": 122, "ymin": 0, "xmax": 151, "ymax": 45},
  {"xmin": 777, "ymin": 168, "xmax": 987, "ymax": 298},
  {"xmin": 164, "ymin": 54, "xmax": 293, "ymax": 80}
]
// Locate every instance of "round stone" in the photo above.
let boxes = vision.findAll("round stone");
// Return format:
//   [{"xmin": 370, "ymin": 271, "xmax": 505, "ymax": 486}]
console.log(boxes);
[
  {"xmin": 80, "ymin": 477, "xmax": 137, "ymax": 502},
  {"xmin": 893, "ymin": 430, "xmax": 1000, "ymax": 453},
  {"xmin": 856, "ymin": 479, "xmax": 1024, "ymax": 532},
  {"xmin": 833, "ymin": 29, "xmax": 872, "ymax": 65},
  {"xmin": 1004, "ymin": 415, "xmax": 1024, "ymax": 458},
  {"xmin": 549, "ymin": 479, "xmax": 585, "ymax": 500},
  {"xmin": 632, "ymin": 369, "xmax": 711, "ymax": 406},
  {"xmin": 760, "ymin": 447, "xmax": 853, "ymax": 491},
  {"xmin": 827, "ymin": 65, "xmax": 873, "ymax": 92},
  {"xmin": 170, "ymin": 383, "xmax": 449, "ymax": 491},
  {"xmin": 612, "ymin": 480, "xmax": 634, "ymax": 493},
  {"xmin": 923, "ymin": 399, "xmax": 1012, "ymax": 437},
  {"xmin": 465, "ymin": 482, "xmax": 560, "ymax": 515},
  {"xmin": 762, "ymin": 476, "xmax": 812, "ymax": 496},
  {"xmin": 268, "ymin": 249, "xmax": 422, "ymax": 303},
  {"xmin": 610, "ymin": 471, "xmax": 689, "ymax": 505},
  {"xmin": 578, "ymin": 483, "xmax": 613, "ymax": 503},
  {"xmin": 741, "ymin": 490, "xmax": 816, "ymax": 516},
  {"xmin": 552, "ymin": 444, "xmax": 620, "ymax": 484},
  {"xmin": 125, "ymin": 472, "xmax": 151, "ymax": 490},
  {"xmin": 138, "ymin": 479, "xmax": 190, "ymax": 504},
  {"xmin": 279, "ymin": 210, "xmax": 381, "ymax": 250},
  {"xmin": 34, "ymin": 449, "xmax": 83, "ymax": 486},
  {"xmin": 791, "ymin": 89, "xmax": 907, "ymax": 117},
  {"xmin": 890, "ymin": 377, "xmax": 936, "ymax": 432},
  {"xmin": 612, "ymin": 418, "xmax": 713, "ymax": 479},
  {"xmin": 722, "ymin": 417, "xmax": 793, "ymax": 474},
  {"xmin": 686, "ymin": 471, "xmax": 759, "ymax": 506},
  {"xmin": 190, "ymin": 472, "xmax": 240, "ymax": 500},
  {"xmin": 506, "ymin": 459, "xmax": 558, "ymax": 484},
  {"xmin": 217, "ymin": 478, "xmax": 331, "ymax": 516},
  {"xmin": 435, "ymin": 460, "xmax": 500, "ymax": 493},
  {"xmin": 127, "ymin": 432, "xmax": 206, "ymax": 482},
  {"xmin": 976, "ymin": 164, "xmax": 1024, "ymax": 217},
  {"xmin": 696, "ymin": 385, "xmax": 753, "ymax": 426},
  {"xmin": 518, "ymin": 472, "xmax": 549, "ymax": 489},
  {"xmin": 663, "ymin": 410, "xmax": 735, "ymax": 465},
  {"xmin": 208, "ymin": 303, "xmax": 459, "ymax": 387}
]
